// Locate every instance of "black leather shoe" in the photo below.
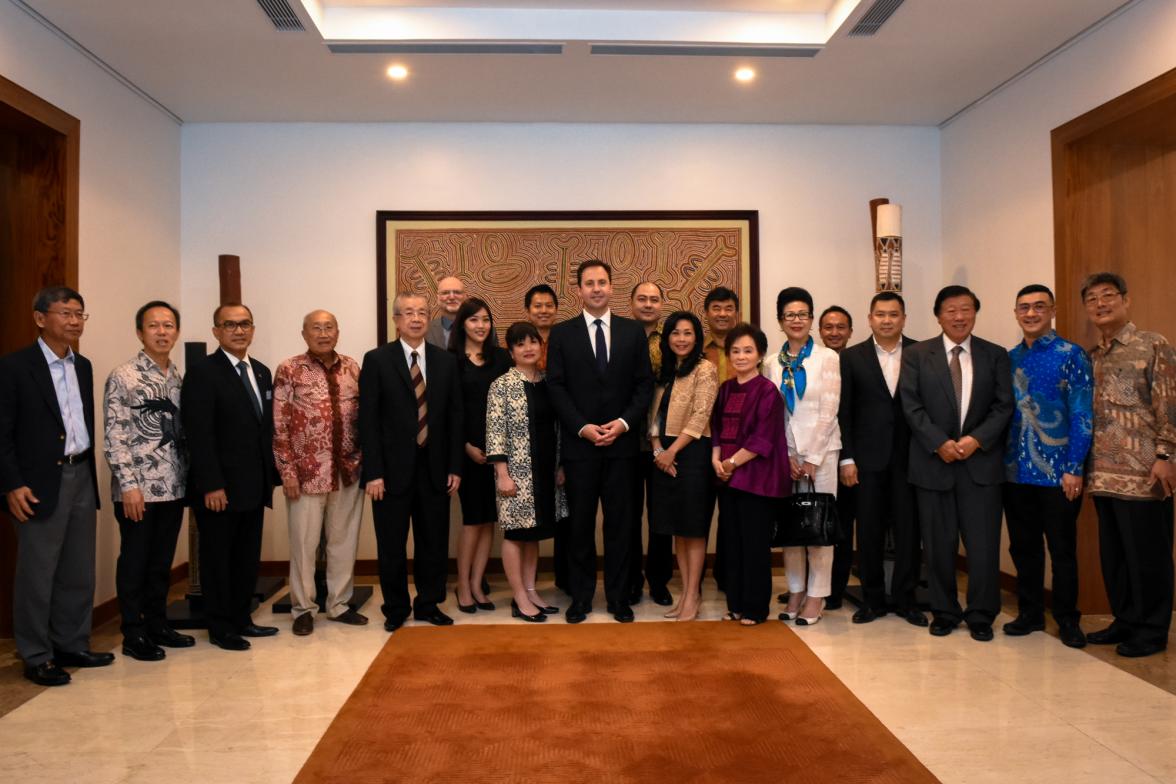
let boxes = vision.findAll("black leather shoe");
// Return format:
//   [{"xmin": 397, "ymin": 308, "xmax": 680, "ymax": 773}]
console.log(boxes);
[
  {"xmin": 777, "ymin": 592, "xmax": 790, "ymax": 604},
  {"xmin": 24, "ymin": 661, "xmax": 70, "ymax": 686},
  {"xmin": 1116, "ymin": 640, "xmax": 1166, "ymax": 658},
  {"xmin": 474, "ymin": 599, "xmax": 496, "ymax": 611},
  {"xmin": 123, "ymin": 635, "xmax": 166, "ymax": 661},
  {"xmin": 565, "ymin": 601, "xmax": 591, "ymax": 624},
  {"xmin": 481, "ymin": 577, "xmax": 491, "ymax": 595},
  {"xmin": 384, "ymin": 617, "xmax": 406, "ymax": 633},
  {"xmin": 209, "ymin": 633, "xmax": 250, "ymax": 651},
  {"xmin": 968, "ymin": 622, "xmax": 994, "ymax": 642},
  {"xmin": 510, "ymin": 600, "xmax": 547, "ymax": 623},
  {"xmin": 1058, "ymin": 622, "xmax": 1087, "ymax": 649},
  {"xmin": 415, "ymin": 609, "xmax": 454, "ymax": 626},
  {"xmin": 897, "ymin": 608, "xmax": 929, "ymax": 627},
  {"xmin": 240, "ymin": 624, "xmax": 279, "ymax": 637},
  {"xmin": 929, "ymin": 617, "xmax": 958, "ymax": 636},
  {"xmin": 824, "ymin": 597, "xmax": 843, "ymax": 611},
  {"xmin": 628, "ymin": 588, "xmax": 643, "ymax": 606},
  {"xmin": 454, "ymin": 590, "xmax": 477, "ymax": 614},
  {"xmin": 852, "ymin": 606, "xmax": 882, "ymax": 624},
  {"xmin": 608, "ymin": 603, "xmax": 635, "ymax": 623},
  {"xmin": 1087, "ymin": 624, "xmax": 1130, "ymax": 645},
  {"xmin": 54, "ymin": 649, "xmax": 115, "ymax": 668},
  {"xmin": 329, "ymin": 608, "xmax": 370, "ymax": 625},
  {"xmin": 1002, "ymin": 615, "xmax": 1046, "ymax": 636},
  {"xmin": 148, "ymin": 627, "xmax": 196, "ymax": 648},
  {"xmin": 649, "ymin": 587, "xmax": 673, "ymax": 606},
  {"xmin": 292, "ymin": 613, "xmax": 314, "ymax": 636}
]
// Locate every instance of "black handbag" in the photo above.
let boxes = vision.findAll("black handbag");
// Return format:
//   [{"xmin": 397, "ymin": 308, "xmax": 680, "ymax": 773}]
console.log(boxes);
[{"xmin": 771, "ymin": 477, "xmax": 843, "ymax": 548}]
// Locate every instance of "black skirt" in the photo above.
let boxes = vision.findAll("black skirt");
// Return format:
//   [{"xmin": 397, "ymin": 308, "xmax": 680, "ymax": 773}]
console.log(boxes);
[
  {"xmin": 458, "ymin": 458, "xmax": 498, "ymax": 525},
  {"xmin": 650, "ymin": 435, "xmax": 714, "ymax": 538}
]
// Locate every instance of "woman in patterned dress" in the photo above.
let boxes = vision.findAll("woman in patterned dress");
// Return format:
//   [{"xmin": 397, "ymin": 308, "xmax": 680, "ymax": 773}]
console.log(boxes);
[{"xmin": 486, "ymin": 322, "xmax": 568, "ymax": 622}]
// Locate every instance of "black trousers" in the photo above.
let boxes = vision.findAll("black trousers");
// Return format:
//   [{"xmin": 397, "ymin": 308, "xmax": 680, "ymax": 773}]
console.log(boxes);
[
  {"xmin": 1093, "ymin": 495, "xmax": 1174, "ymax": 646},
  {"xmin": 564, "ymin": 456, "xmax": 636, "ymax": 606},
  {"xmin": 628, "ymin": 452, "xmax": 673, "ymax": 593},
  {"xmin": 858, "ymin": 465, "xmax": 921, "ymax": 611},
  {"xmin": 916, "ymin": 468, "xmax": 1002, "ymax": 625},
  {"xmin": 829, "ymin": 482, "xmax": 856, "ymax": 603},
  {"xmin": 371, "ymin": 460, "xmax": 451, "ymax": 622},
  {"xmin": 1002, "ymin": 482, "xmax": 1081, "ymax": 623},
  {"xmin": 719, "ymin": 488, "xmax": 774, "ymax": 622},
  {"xmin": 195, "ymin": 504, "xmax": 264, "ymax": 638},
  {"xmin": 115, "ymin": 499, "xmax": 184, "ymax": 638}
]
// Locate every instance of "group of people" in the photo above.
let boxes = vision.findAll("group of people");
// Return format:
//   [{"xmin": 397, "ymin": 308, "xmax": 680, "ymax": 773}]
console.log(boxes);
[{"xmin": 2, "ymin": 264, "xmax": 1173, "ymax": 687}]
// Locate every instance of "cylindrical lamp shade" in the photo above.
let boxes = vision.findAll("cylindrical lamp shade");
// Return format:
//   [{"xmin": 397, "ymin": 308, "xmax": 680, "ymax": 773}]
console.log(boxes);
[{"xmin": 876, "ymin": 204, "xmax": 902, "ymax": 238}]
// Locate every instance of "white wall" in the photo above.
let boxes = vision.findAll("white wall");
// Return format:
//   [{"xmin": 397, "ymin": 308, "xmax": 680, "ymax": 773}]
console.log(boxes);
[
  {"xmin": 181, "ymin": 121, "xmax": 942, "ymax": 561},
  {"xmin": 941, "ymin": 0, "xmax": 1176, "ymax": 348},
  {"xmin": 1, "ymin": 2, "xmax": 183, "ymax": 606}
]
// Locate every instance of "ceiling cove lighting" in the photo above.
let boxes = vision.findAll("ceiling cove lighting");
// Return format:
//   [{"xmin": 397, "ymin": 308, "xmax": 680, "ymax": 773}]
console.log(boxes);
[
  {"xmin": 386, "ymin": 64, "xmax": 409, "ymax": 80},
  {"xmin": 735, "ymin": 67, "xmax": 756, "ymax": 83}
]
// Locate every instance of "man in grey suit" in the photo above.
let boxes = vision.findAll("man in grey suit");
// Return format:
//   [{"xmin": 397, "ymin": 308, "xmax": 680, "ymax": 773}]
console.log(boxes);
[
  {"xmin": 901, "ymin": 285, "xmax": 1013, "ymax": 641},
  {"xmin": 425, "ymin": 275, "xmax": 466, "ymax": 349}
]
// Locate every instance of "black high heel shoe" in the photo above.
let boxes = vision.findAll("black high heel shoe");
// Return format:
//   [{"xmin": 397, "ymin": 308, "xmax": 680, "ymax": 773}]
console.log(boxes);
[
  {"xmin": 474, "ymin": 598, "xmax": 496, "ymax": 611},
  {"xmin": 526, "ymin": 588, "xmax": 559, "ymax": 614},
  {"xmin": 511, "ymin": 600, "xmax": 547, "ymax": 623},
  {"xmin": 455, "ymin": 589, "xmax": 477, "ymax": 614}
]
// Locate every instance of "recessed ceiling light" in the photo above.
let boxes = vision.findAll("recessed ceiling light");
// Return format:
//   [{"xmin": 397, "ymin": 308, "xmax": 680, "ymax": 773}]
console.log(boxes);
[
  {"xmin": 734, "ymin": 67, "xmax": 756, "ymax": 83},
  {"xmin": 386, "ymin": 64, "xmax": 409, "ymax": 81}
]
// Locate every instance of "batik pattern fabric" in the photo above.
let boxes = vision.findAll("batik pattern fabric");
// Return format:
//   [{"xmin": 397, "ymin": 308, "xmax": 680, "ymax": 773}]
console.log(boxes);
[
  {"xmin": 1004, "ymin": 330, "xmax": 1093, "ymax": 486},
  {"xmin": 103, "ymin": 350, "xmax": 186, "ymax": 502},
  {"xmin": 1088, "ymin": 322, "xmax": 1176, "ymax": 500}
]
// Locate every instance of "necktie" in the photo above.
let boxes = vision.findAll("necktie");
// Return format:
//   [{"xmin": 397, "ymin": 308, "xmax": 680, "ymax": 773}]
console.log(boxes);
[
  {"xmin": 594, "ymin": 318, "xmax": 608, "ymax": 374},
  {"xmin": 949, "ymin": 345, "xmax": 963, "ymax": 415},
  {"xmin": 237, "ymin": 361, "xmax": 262, "ymax": 419},
  {"xmin": 411, "ymin": 351, "xmax": 428, "ymax": 447}
]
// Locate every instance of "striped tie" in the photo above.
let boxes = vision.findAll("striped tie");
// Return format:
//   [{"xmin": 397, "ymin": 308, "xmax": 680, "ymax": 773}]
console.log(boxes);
[{"xmin": 411, "ymin": 350, "xmax": 428, "ymax": 446}]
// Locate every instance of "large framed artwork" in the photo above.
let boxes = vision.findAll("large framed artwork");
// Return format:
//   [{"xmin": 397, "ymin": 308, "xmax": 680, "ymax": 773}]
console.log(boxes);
[{"xmin": 376, "ymin": 210, "xmax": 759, "ymax": 344}]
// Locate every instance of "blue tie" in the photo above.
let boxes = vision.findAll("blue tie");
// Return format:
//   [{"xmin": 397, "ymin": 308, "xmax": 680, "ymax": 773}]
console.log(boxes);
[
  {"xmin": 594, "ymin": 318, "xmax": 608, "ymax": 374},
  {"xmin": 238, "ymin": 360, "xmax": 263, "ymax": 419}
]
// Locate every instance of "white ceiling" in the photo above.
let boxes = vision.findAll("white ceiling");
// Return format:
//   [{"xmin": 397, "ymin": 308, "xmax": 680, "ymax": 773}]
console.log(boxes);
[{"xmin": 17, "ymin": 0, "xmax": 1135, "ymax": 125}]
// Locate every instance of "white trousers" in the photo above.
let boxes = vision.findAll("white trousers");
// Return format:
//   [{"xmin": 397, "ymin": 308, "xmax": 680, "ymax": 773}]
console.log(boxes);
[
  {"xmin": 784, "ymin": 449, "xmax": 838, "ymax": 599},
  {"xmin": 287, "ymin": 480, "xmax": 363, "ymax": 618}
]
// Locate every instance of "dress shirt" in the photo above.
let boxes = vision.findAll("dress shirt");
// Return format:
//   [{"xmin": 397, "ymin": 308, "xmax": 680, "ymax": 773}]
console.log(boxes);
[
  {"xmin": 440, "ymin": 316, "xmax": 453, "ymax": 347},
  {"xmin": 38, "ymin": 337, "xmax": 90, "ymax": 455},
  {"xmin": 874, "ymin": 337, "xmax": 903, "ymax": 397},
  {"xmin": 942, "ymin": 333, "xmax": 973, "ymax": 432},
  {"xmin": 646, "ymin": 327, "xmax": 662, "ymax": 377},
  {"xmin": 273, "ymin": 352, "xmax": 362, "ymax": 493},
  {"xmin": 1087, "ymin": 322, "xmax": 1176, "ymax": 500},
  {"xmin": 1004, "ymin": 331, "xmax": 1093, "ymax": 486},
  {"xmin": 103, "ymin": 350, "xmax": 186, "ymax": 501},
  {"xmin": 703, "ymin": 337, "xmax": 731, "ymax": 383},
  {"xmin": 220, "ymin": 348, "xmax": 261, "ymax": 402},
  {"xmin": 581, "ymin": 309, "xmax": 612, "ymax": 362},
  {"xmin": 400, "ymin": 339, "xmax": 428, "ymax": 380}
]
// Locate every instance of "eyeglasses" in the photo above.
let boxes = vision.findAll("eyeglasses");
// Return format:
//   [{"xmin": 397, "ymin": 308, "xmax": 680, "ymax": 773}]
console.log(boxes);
[
  {"xmin": 1015, "ymin": 302, "xmax": 1052, "ymax": 314},
  {"xmin": 1084, "ymin": 292, "xmax": 1122, "ymax": 306},
  {"xmin": 45, "ymin": 309, "xmax": 89, "ymax": 321},
  {"xmin": 781, "ymin": 312, "xmax": 812, "ymax": 322},
  {"xmin": 217, "ymin": 320, "xmax": 254, "ymax": 332},
  {"xmin": 437, "ymin": 289, "xmax": 464, "ymax": 298},
  {"xmin": 306, "ymin": 324, "xmax": 337, "ymax": 334},
  {"xmin": 395, "ymin": 310, "xmax": 429, "ymax": 319}
]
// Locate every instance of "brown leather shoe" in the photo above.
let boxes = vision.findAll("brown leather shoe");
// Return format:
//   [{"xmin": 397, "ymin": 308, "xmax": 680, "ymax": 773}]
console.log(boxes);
[
  {"xmin": 328, "ymin": 608, "xmax": 370, "ymax": 626},
  {"xmin": 292, "ymin": 613, "xmax": 314, "ymax": 636}
]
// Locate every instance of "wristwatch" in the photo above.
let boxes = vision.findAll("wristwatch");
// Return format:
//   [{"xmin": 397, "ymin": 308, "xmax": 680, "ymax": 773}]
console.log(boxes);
[{"xmin": 653, "ymin": 447, "xmax": 665, "ymax": 457}]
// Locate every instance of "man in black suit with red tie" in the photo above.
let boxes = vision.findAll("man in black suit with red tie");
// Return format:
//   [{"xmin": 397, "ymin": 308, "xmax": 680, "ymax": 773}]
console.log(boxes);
[
  {"xmin": 901, "ymin": 285, "xmax": 1013, "ymax": 641},
  {"xmin": 547, "ymin": 259, "xmax": 654, "ymax": 623},
  {"xmin": 359, "ymin": 292, "xmax": 463, "ymax": 632},
  {"xmin": 837, "ymin": 292, "xmax": 926, "ymax": 627},
  {"xmin": 181, "ymin": 303, "xmax": 280, "ymax": 651}
]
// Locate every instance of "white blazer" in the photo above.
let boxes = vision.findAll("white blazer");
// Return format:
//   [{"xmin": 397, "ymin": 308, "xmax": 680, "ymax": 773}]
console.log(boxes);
[{"xmin": 763, "ymin": 342, "xmax": 842, "ymax": 473}]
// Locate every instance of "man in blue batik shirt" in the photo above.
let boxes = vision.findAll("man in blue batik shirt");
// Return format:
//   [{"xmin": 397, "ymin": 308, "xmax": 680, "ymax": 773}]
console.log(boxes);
[{"xmin": 1003, "ymin": 284, "xmax": 1093, "ymax": 648}]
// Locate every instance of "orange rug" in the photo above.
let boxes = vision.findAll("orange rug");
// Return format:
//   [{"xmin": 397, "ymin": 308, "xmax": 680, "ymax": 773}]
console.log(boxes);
[{"xmin": 295, "ymin": 621, "xmax": 939, "ymax": 784}]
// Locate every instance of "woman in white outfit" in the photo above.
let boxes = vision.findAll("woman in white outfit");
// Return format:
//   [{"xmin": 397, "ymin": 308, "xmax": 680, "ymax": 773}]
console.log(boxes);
[{"xmin": 762, "ymin": 287, "xmax": 842, "ymax": 626}]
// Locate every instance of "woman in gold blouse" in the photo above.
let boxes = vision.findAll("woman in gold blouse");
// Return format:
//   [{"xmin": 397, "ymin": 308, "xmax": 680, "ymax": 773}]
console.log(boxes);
[{"xmin": 648, "ymin": 311, "xmax": 719, "ymax": 622}]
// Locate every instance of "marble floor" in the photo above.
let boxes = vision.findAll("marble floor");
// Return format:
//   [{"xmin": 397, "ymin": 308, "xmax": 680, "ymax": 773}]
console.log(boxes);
[{"xmin": 1, "ymin": 576, "xmax": 1174, "ymax": 784}]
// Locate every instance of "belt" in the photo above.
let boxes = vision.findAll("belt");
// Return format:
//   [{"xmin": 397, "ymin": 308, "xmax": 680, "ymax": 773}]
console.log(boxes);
[{"xmin": 61, "ymin": 450, "xmax": 91, "ymax": 465}]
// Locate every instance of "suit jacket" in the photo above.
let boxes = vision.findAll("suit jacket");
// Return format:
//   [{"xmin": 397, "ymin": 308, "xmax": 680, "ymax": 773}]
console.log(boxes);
[
  {"xmin": 181, "ymin": 350, "xmax": 278, "ymax": 510},
  {"xmin": 0, "ymin": 342, "xmax": 100, "ymax": 519},
  {"xmin": 763, "ymin": 343, "xmax": 842, "ymax": 466},
  {"xmin": 838, "ymin": 336, "xmax": 917, "ymax": 472},
  {"xmin": 425, "ymin": 317, "xmax": 450, "ymax": 350},
  {"xmin": 358, "ymin": 340, "xmax": 463, "ymax": 494},
  {"xmin": 901, "ymin": 334, "xmax": 1013, "ymax": 490},
  {"xmin": 545, "ymin": 312, "xmax": 654, "ymax": 462}
]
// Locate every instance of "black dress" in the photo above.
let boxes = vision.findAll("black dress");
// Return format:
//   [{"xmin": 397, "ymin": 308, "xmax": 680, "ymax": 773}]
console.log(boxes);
[
  {"xmin": 650, "ymin": 378, "xmax": 714, "ymax": 539},
  {"xmin": 504, "ymin": 379, "xmax": 559, "ymax": 542},
  {"xmin": 457, "ymin": 350, "xmax": 511, "ymax": 525}
]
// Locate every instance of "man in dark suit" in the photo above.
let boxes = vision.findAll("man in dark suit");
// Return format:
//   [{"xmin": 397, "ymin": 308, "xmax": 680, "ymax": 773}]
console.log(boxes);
[
  {"xmin": 547, "ymin": 259, "xmax": 654, "ymax": 623},
  {"xmin": 359, "ymin": 292, "xmax": 463, "ymax": 631},
  {"xmin": 838, "ymin": 292, "xmax": 926, "ymax": 627},
  {"xmin": 181, "ymin": 303, "xmax": 279, "ymax": 651},
  {"xmin": 1, "ymin": 286, "xmax": 113, "ymax": 685},
  {"xmin": 901, "ymin": 285, "xmax": 1013, "ymax": 641}
]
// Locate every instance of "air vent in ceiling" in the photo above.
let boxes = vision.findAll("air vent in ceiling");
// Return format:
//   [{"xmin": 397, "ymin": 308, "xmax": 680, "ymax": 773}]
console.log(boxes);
[
  {"xmin": 848, "ymin": 0, "xmax": 905, "ymax": 36},
  {"xmin": 591, "ymin": 44, "xmax": 820, "ymax": 58},
  {"xmin": 257, "ymin": 0, "xmax": 304, "ymax": 32},
  {"xmin": 328, "ymin": 42, "xmax": 563, "ymax": 55}
]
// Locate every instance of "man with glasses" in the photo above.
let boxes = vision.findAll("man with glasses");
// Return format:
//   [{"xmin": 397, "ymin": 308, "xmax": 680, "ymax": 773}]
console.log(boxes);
[
  {"xmin": 1002, "ymin": 285, "xmax": 1092, "ymax": 648},
  {"xmin": 1083, "ymin": 272, "xmax": 1175, "ymax": 658},
  {"xmin": 1, "ymin": 286, "xmax": 111, "ymax": 685},
  {"xmin": 273, "ymin": 311, "xmax": 368, "ymax": 637},
  {"xmin": 426, "ymin": 275, "xmax": 467, "ymax": 349},
  {"xmin": 181, "ymin": 303, "xmax": 280, "ymax": 651}
]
